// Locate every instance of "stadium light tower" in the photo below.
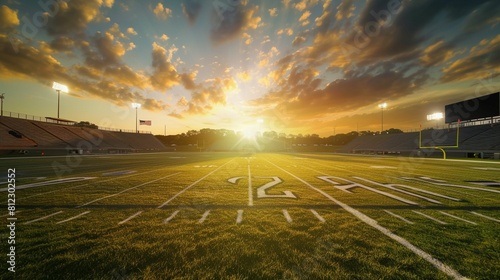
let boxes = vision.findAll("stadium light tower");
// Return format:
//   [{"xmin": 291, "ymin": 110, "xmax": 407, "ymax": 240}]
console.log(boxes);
[
  {"xmin": 378, "ymin": 103, "xmax": 387, "ymax": 133},
  {"xmin": 132, "ymin": 102, "xmax": 141, "ymax": 133},
  {"xmin": 0, "ymin": 93, "xmax": 4, "ymax": 116},
  {"xmin": 52, "ymin": 82, "xmax": 69, "ymax": 119}
]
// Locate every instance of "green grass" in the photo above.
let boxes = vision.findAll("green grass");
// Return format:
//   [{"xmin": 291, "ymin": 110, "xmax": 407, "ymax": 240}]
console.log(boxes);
[{"xmin": 1, "ymin": 152, "xmax": 499, "ymax": 279}]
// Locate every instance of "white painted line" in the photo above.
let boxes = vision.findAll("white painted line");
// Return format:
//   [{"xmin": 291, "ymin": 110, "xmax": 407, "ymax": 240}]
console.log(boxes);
[
  {"xmin": 412, "ymin": 211, "xmax": 447, "ymax": 225},
  {"xmin": 0, "ymin": 177, "xmax": 96, "ymax": 192},
  {"xmin": 164, "ymin": 210, "xmax": 180, "ymax": 224},
  {"xmin": 248, "ymin": 160, "xmax": 253, "ymax": 207},
  {"xmin": 470, "ymin": 211, "xmax": 500, "ymax": 223},
  {"xmin": 438, "ymin": 211, "xmax": 477, "ymax": 225},
  {"xmin": 78, "ymin": 172, "xmax": 180, "ymax": 208},
  {"xmin": 310, "ymin": 209, "xmax": 325, "ymax": 223},
  {"xmin": 118, "ymin": 211, "xmax": 143, "ymax": 225},
  {"xmin": 283, "ymin": 209, "xmax": 292, "ymax": 223},
  {"xmin": 157, "ymin": 160, "xmax": 234, "ymax": 208},
  {"xmin": 56, "ymin": 211, "xmax": 91, "ymax": 224},
  {"xmin": 24, "ymin": 211, "xmax": 63, "ymax": 224},
  {"xmin": 1, "ymin": 211, "xmax": 21, "ymax": 217},
  {"xmin": 354, "ymin": 177, "xmax": 442, "ymax": 204},
  {"xmin": 236, "ymin": 209, "xmax": 243, "ymax": 224},
  {"xmin": 384, "ymin": 210, "xmax": 414, "ymax": 224},
  {"xmin": 265, "ymin": 159, "xmax": 467, "ymax": 280},
  {"xmin": 198, "ymin": 210, "xmax": 210, "ymax": 224}
]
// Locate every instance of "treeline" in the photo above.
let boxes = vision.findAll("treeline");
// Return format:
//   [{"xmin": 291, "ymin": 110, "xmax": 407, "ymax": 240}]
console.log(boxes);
[{"xmin": 155, "ymin": 128, "xmax": 403, "ymax": 147}]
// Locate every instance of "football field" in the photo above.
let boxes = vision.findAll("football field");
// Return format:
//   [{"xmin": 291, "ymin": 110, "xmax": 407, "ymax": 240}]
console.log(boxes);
[{"xmin": 1, "ymin": 152, "xmax": 499, "ymax": 279}]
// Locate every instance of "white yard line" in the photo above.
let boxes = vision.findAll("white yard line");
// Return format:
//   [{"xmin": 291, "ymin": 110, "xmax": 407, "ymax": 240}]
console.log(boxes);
[
  {"xmin": 310, "ymin": 209, "xmax": 325, "ymax": 223},
  {"xmin": 282, "ymin": 209, "xmax": 292, "ymax": 223},
  {"xmin": 265, "ymin": 159, "xmax": 468, "ymax": 280},
  {"xmin": 157, "ymin": 160, "xmax": 234, "ymax": 208},
  {"xmin": 78, "ymin": 172, "xmax": 180, "ymax": 208},
  {"xmin": 384, "ymin": 210, "xmax": 414, "ymax": 225},
  {"xmin": 412, "ymin": 211, "xmax": 448, "ymax": 225},
  {"xmin": 198, "ymin": 210, "xmax": 210, "ymax": 224},
  {"xmin": 56, "ymin": 211, "xmax": 91, "ymax": 224},
  {"xmin": 163, "ymin": 210, "xmax": 180, "ymax": 224},
  {"xmin": 470, "ymin": 211, "xmax": 500, "ymax": 223},
  {"xmin": 438, "ymin": 211, "xmax": 476, "ymax": 225},
  {"xmin": 21, "ymin": 168, "xmax": 174, "ymax": 200},
  {"xmin": 248, "ymin": 159, "xmax": 253, "ymax": 206},
  {"xmin": 236, "ymin": 209, "xmax": 244, "ymax": 224},
  {"xmin": 1, "ymin": 210, "xmax": 21, "ymax": 217},
  {"xmin": 118, "ymin": 211, "xmax": 143, "ymax": 225},
  {"xmin": 24, "ymin": 211, "xmax": 63, "ymax": 224}
]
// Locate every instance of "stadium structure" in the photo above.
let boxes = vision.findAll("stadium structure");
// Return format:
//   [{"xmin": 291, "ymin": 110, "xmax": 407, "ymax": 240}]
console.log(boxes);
[{"xmin": 0, "ymin": 92, "xmax": 499, "ymax": 159}]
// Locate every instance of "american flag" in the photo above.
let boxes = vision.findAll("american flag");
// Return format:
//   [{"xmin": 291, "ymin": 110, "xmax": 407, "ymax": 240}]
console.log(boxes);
[{"xmin": 139, "ymin": 120, "xmax": 152, "ymax": 126}]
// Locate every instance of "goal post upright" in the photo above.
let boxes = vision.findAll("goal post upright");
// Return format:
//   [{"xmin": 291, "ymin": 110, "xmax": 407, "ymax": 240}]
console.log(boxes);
[{"xmin": 419, "ymin": 120, "xmax": 460, "ymax": 159}]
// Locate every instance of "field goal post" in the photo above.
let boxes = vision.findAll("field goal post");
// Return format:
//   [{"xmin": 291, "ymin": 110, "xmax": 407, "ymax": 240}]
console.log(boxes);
[{"xmin": 419, "ymin": 123, "xmax": 460, "ymax": 159}]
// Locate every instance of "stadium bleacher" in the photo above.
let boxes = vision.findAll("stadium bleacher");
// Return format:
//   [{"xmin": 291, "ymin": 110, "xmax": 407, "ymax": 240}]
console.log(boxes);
[
  {"xmin": 338, "ymin": 124, "xmax": 500, "ymax": 158},
  {"xmin": 0, "ymin": 116, "xmax": 166, "ymax": 155}
]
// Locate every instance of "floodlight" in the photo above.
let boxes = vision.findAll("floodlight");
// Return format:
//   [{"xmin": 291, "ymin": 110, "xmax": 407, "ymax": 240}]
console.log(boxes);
[
  {"xmin": 52, "ymin": 82, "xmax": 69, "ymax": 93},
  {"xmin": 427, "ymin": 112, "xmax": 443, "ymax": 121},
  {"xmin": 378, "ymin": 103, "xmax": 387, "ymax": 109},
  {"xmin": 132, "ymin": 103, "xmax": 141, "ymax": 109}
]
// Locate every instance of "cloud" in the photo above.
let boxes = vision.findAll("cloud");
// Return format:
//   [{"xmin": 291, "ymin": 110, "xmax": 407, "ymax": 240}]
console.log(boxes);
[
  {"xmin": 182, "ymin": 0, "xmax": 202, "ymax": 23},
  {"xmin": 150, "ymin": 42, "xmax": 180, "ymax": 91},
  {"xmin": 299, "ymin": 10, "xmax": 311, "ymax": 25},
  {"xmin": 420, "ymin": 40, "xmax": 457, "ymax": 67},
  {"xmin": 250, "ymin": 58, "xmax": 429, "ymax": 125},
  {"xmin": 242, "ymin": 32, "xmax": 252, "ymax": 45},
  {"xmin": 211, "ymin": 3, "xmax": 261, "ymax": 43},
  {"xmin": 277, "ymin": 28, "xmax": 293, "ymax": 36},
  {"xmin": 126, "ymin": 27, "xmax": 137, "ymax": 36},
  {"xmin": 463, "ymin": 1, "xmax": 500, "ymax": 32},
  {"xmin": 292, "ymin": 35, "xmax": 306, "ymax": 46},
  {"xmin": 335, "ymin": 0, "xmax": 355, "ymax": 20},
  {"xmin": 81, "ymin": 31, "xmax": 126, "ymax": 68},
  {"xmin": 294, "ymin": 0, "xmax": 318, "ymax": 11},
  {"xmin": 40, "ymin": 36, "xmax": 76, "ymax": 54},
  {"xmin": 441, "ymin": 34, "xmax": 500, "ymax": 82},
  {"xmin": 158, "ymin": 34, "xmax": 169, "ymax": 41},
  {"xmin": 153, "ymin": 3, "xmax": 172, "ymax": 20},
  {"xmin": 127, "ymin": 42, "xmax": 136, "ymax": 51},
  {"xmin": 0, "ymin": 35, "xmax": 168, "ymax": 112},
  {"xmin": 46, "ymin": 0, "xmax": 106, "ymax": 36},
  {"xmin": 269, "ymin": 8, "xmax": 278, "ymax": 17},
  {"xmin": 0, "ymin": 5, "xmax": 19, "ymax": 33},
  {"xmin": 104, "ymin": 0, "xmax": 114, "ymax": 8}
]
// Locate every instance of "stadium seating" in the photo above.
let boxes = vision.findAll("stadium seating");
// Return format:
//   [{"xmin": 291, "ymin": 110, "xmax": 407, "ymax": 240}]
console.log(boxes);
[
  {"xmin": 338, "ymin": 124, "xmax": 500, "ymax": 156},
  {"xmin": 0, "ymin": 123, "xmax": 37, "ymax": 148},
  {"xmin": 0, "ymin": 116, "xmax": 166, "ymax": 154}
]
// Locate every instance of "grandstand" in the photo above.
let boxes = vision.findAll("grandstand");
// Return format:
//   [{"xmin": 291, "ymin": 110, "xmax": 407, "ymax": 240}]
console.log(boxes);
[
  {"xmin": 338, "ymin": 124, "xmax": 500, "ymax": 159},
  {"xmin": 0, "ymin": 115, "xmax": 166, "ymax": 156}
]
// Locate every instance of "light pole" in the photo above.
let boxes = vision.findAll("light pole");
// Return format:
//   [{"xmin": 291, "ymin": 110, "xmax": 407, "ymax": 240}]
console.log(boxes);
[
  {"xmin": 378, "ymin": 103, "xmax": 387, "ymax": 133},
  {"xmin": 52, "ymin": 82, "xmax": 69, "ymax": 119},
  {"xmin": 132, "ymin": 103, "xmax": 141, "ymax": 133},
  {"xmin": 0, "ymin": 93, "xmax": 4, "ymax": 116}
]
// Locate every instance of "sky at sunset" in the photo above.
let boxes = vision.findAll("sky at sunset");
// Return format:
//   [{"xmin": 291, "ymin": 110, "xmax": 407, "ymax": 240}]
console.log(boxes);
[{"xmin": 0, "ymin": 0, "xmax": 499, "ymax": 136}]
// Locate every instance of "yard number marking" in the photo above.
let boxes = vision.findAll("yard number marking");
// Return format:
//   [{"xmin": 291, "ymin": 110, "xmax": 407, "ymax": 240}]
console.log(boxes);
[{"xmin": 228, "ymin": 176, "xmax": 297, "ymax": 201}]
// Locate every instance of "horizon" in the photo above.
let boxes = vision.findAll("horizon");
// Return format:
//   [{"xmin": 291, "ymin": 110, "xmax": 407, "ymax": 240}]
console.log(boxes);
[{"xmin": 1, "ymin": 0, "xmax": 499, "ymax": 136}]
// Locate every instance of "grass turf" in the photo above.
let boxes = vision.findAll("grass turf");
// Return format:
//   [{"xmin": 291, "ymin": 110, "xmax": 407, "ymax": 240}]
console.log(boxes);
[{"xmin": 1, "ymin": 152, "xmax": 499, "ymax": 279}]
